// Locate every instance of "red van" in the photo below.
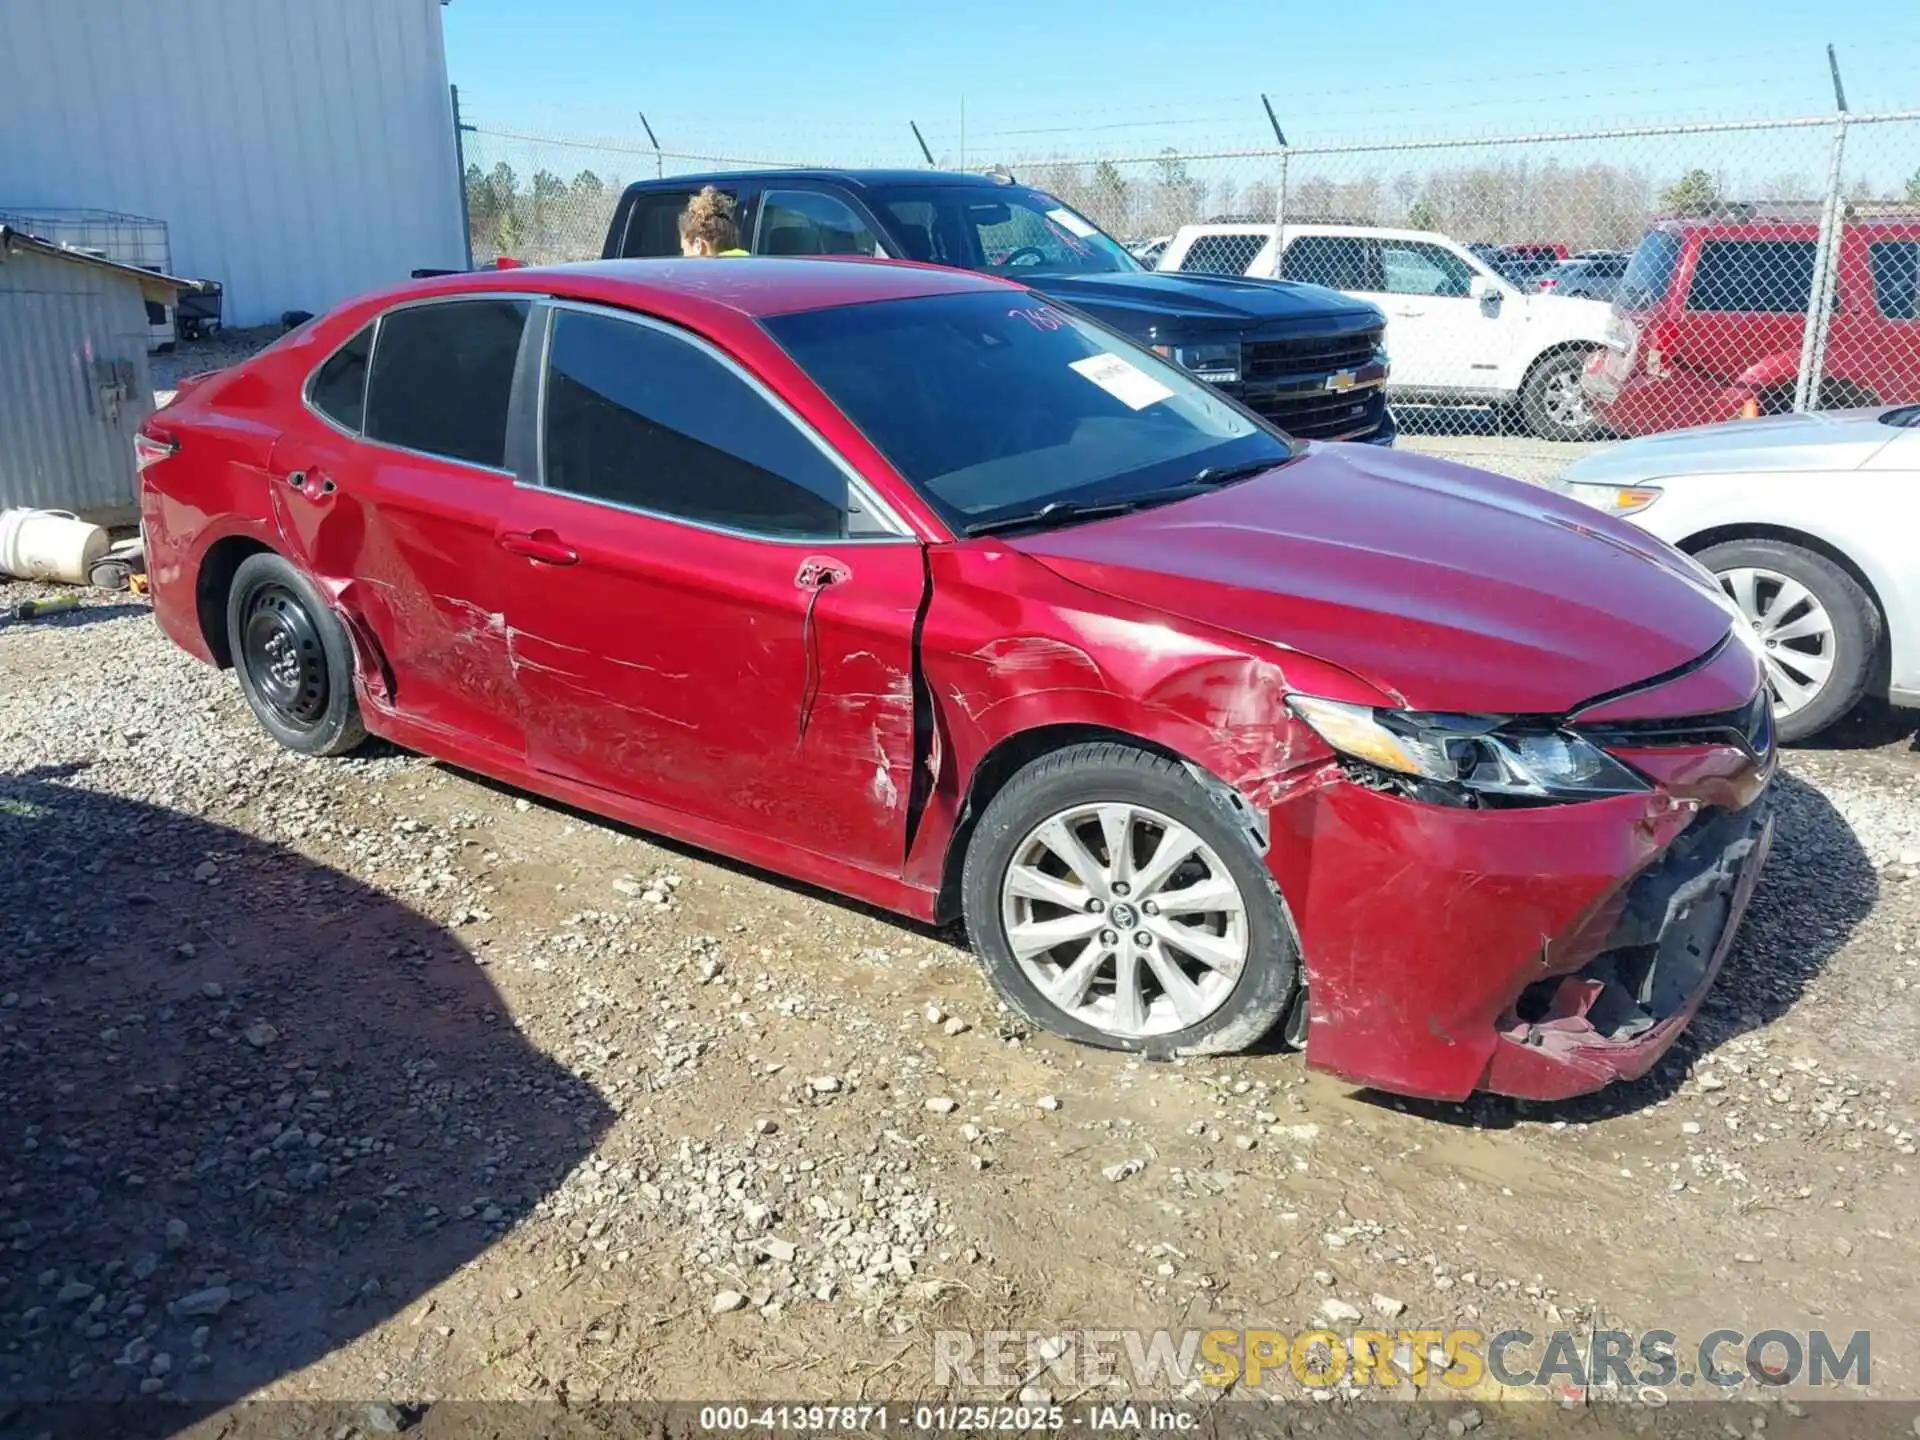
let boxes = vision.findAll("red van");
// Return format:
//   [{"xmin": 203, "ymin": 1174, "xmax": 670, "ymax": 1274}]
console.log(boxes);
[{"xmin": 1584, "ymin": 215, "xmax": 1920, "ymax": 434}]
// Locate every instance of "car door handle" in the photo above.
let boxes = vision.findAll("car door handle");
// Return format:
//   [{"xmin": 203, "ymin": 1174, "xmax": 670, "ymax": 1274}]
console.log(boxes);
[{"xmin": 497, "ymin": 530, "xmax": 579, "ymax": 565}]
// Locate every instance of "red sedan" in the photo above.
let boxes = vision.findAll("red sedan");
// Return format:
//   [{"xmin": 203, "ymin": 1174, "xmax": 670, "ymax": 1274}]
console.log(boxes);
[{"xmin": 136, "ymin": 258, "xmax": 1776, "ymax": 1102}]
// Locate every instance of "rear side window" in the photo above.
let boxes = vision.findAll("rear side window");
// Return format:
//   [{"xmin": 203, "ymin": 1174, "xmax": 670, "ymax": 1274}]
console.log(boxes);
[
  {"xmin": 756, "ymin": 190, "xmax": 882, "ymax": 257},
  {"xmin": 618, "ymin": 189, "xmax": 740, "ymax": 258},
  {"xmin": 540, "ymin": 309, "xmax": 849, "ymax": 538},
  {"xmin": 1281, "ymin": 235, "xmax": 1381, "ymax": 291},
  {"xmin": 1176, "ymin": 232, "xmax": 1265, "ymax": 275},
  {"xmin": 364, "ymin": 299, "xmax": 529, "ymax": 468},
  {"xmin": 310, "ymin": 324, "xmax": 372, "ymax": 432},
  {"xmin": 1870, "ymin": 241, "xmax": 1920, "ymax": 320},
  {"xmin": 1685, "ymin": 240, "xmax": 1815, "ymax": 314}
]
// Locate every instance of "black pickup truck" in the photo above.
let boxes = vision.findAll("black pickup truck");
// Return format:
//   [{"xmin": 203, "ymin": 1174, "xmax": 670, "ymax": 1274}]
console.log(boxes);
[{"xmin": 601, "ymin": 169, "xmax": 1395, "ymax": 447}]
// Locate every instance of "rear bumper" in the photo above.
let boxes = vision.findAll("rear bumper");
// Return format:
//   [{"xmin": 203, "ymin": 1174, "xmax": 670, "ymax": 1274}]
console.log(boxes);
[
  {"xmin": 1266, "ymin": 771, "xmax": 1772, "ymax": 1102},
  {"xmin": 1583, "ymin": 358, "xmax": 1757, "ymax": 435}
]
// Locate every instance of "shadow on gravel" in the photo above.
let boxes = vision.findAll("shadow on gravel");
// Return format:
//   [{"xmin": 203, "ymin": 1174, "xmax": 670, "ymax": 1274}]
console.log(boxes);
[
  {"xmin": 1377, "ymin": 770, "xmax": 1877, "ymax": 1129},
  {"xmin": 0, "ymin": 766, "xmax": 613, "ymax": 1437},
  {"xmin": 0, "ymin": 603, "xmax": 152, "ymax": 633},
  {"xmin": 1794, "ymin": 699, "xmax": 1920, "ymax": 753}
]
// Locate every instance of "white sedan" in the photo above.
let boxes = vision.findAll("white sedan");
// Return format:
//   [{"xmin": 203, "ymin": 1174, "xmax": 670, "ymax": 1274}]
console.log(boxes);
[{"xmin": 1547, "ymin": 406, "xmax": 1920, "ymax": 741}]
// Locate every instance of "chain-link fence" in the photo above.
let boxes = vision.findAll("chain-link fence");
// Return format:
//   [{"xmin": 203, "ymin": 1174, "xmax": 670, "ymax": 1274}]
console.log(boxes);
[{"xmin": 456, "ymin": 106, "xmax": 1920, "ymax": 446}]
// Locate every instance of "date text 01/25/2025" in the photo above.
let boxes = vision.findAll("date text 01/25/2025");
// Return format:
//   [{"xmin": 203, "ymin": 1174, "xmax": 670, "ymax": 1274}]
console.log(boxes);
[{"xmin": 696, "ymin": 1403, "xmax": 1198, "ymax": 1432}]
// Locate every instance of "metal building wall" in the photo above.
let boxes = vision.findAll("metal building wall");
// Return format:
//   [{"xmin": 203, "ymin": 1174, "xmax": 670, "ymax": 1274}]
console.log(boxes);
[
  {"xmin": 0, "ymin": 247, "xmax": 154, "ymax": 518},
  {"xmin": 0, "ymin": 0, "xmax": 465, "ymax": 328}
]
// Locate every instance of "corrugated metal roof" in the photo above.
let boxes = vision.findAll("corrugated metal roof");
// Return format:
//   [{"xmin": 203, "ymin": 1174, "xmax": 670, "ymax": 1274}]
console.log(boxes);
[{"xmin": 0, "ymin": 226, "xmax": 201, "ymax": 303}]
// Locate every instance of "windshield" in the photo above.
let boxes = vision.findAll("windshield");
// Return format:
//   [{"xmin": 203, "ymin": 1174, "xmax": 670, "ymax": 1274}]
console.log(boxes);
[
  {"xmin": 762, "ymin": 290, "xmax": 1295, "ymax": 532},
  {"xmin": 874, "ymin": 186, "xmax": 1142, "ymax": 278},
  {"xmin": 1618, "ymin": 228, "xmax": 1683, "ymax": 311}
]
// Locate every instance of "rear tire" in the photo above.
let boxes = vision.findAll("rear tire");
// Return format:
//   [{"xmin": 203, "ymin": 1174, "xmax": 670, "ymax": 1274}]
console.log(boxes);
[
  {"xmin": 960, "ymin": 743, "xmax": 1298, "ymax": 1058},
  {"xmin": 1520, "ymin": 348, "xmax": 1603, "ymax": 442},
  {"xmin": 225, "ymin": 553, "xmax": 367, "ymax": 757},
  {"xmin": 1694, "ymin": 538, "xmax": 1879, "ymax": 743}
]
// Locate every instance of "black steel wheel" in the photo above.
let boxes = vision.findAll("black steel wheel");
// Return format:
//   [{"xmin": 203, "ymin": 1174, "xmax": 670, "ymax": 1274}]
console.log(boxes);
[{"xmin": 225, "ymin": 553, "xmax": 366, "ymax": 757}]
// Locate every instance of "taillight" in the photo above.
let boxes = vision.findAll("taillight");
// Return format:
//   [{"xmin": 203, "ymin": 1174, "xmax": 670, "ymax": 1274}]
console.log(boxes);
[
  {"xmin": 134, "ymin": 431, "xmax": 176, "ymax": 472},
  {"xmin": 1641, "ymin": 319, "xmax": 1677, "ymax": 379},
  {"xmin": 1536, "ymin": 277, "xmax": 1559, "ymax": 290}
]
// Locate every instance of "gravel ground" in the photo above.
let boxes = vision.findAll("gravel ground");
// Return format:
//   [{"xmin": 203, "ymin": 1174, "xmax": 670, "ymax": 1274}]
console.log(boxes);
[{"xmin": 3, "ymin": 582, "xmax": 1919, "ymax": 1437}]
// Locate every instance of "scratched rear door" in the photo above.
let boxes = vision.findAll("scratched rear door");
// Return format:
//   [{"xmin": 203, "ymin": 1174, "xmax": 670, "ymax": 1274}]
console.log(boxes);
[
  {"xmin": 497, "ymin": 300, "xmax": 927, "ymax": 877},
  {"xmin": 268, "ymin": 297, "xmax": 532, "ymax": 757}
]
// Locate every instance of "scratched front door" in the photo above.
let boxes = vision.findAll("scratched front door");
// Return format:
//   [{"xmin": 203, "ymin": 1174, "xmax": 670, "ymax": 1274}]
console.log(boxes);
[{"xmin": 496, "ymin": 483, "xmax": 928, "ymax": 876}]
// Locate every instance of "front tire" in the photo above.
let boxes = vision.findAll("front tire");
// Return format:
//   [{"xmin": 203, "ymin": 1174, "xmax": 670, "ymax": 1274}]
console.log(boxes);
[
  {"xmin": 225, "ymin": 552, "xmax": 367, "ymax": 757},
  {"xmin": 1695, "ymin": 538, "xmax": 1880, "ymax": 743},
  {"xmin": 960, "ymin": 743, "xmax": 1298, "ymax": 1057},
  {"xmin": 1520, "ymin": 349, "xmax": 1603, "ymax": 442}
]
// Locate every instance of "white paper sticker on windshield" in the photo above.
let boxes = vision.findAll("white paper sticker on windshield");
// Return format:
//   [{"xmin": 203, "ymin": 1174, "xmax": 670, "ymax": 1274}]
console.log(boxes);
[
  {"xmin": 1069, "ymin": 353, "xmax": 1176, "ymax": 410},
  {"xmin": 1047, "ymin": 207, "xmax": 1100, "ymax": 239}
]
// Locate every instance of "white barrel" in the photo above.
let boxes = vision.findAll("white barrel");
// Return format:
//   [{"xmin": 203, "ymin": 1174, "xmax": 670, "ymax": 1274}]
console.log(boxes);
[{"xmin": 0, "ymin": 509, "xmax": 112, "ymax": 585}]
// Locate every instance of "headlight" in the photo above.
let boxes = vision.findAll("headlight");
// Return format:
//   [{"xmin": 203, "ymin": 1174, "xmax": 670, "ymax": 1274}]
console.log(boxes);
[
  {"xmin": 1152, "ymin": 341, "xmax": 1240, "ymax": 384},
  {"xmin": 1287, "ymin": 695, "xmax": 1649, "ymax": 802},
  {"xmin": 1546, "ymin": 478, "xmax": 1663, "ymax": 516}
]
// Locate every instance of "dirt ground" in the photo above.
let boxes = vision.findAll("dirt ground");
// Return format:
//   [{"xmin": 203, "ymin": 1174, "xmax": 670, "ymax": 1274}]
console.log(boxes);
[{"xmin": 3, "ymin": 584, "xmax": 1919, "ymax": 1439}]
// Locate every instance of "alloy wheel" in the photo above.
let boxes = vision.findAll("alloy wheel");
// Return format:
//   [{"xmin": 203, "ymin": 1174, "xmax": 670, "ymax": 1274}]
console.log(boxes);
[
  {"xmin": 1719, "ymin": 565, "xmax": 1836, "ymax": 720},
  {"xmin": 1542, "ymin": 367, "xmax": 1590, "ymax": 427},
  {"xmin": 999, "ymin": 802, "xmax": 1249, "ymax": 1038},
  {"xmin": 241, "ymin": 584, "xmax": 330, "ymax": 729}
]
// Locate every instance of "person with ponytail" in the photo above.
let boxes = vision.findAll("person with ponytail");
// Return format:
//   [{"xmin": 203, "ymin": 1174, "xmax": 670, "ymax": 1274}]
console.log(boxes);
[{"xmin": 677, "ymin": 186, "xmax": 748, "ymax": 257}]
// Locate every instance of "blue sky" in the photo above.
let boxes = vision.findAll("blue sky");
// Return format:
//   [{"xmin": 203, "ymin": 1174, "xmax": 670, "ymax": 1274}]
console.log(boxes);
[{"xmin": 445, "ymin": 0, "xmax": 1919, "ymax": 163}]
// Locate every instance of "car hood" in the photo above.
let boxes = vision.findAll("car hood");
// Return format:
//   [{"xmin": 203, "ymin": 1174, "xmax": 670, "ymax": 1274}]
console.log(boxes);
[
  {"xmin": 1031, "ymin": 271, "xmax": 1382, "ymax": 338},
  {"xmin": 1007, "ymin": 444, "xmax": 1735, "ymax": 716},
  {"xmin": 1560, "ymin": 409, "xmax": 1896, "ymax": 483}
]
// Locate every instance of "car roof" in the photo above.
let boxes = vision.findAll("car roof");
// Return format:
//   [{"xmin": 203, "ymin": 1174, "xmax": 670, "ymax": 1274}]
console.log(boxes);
[
  {"xmin": 622, "ymin": 168, "xmax": 1017, "ymax": 194},
  {"xmin": 1650, "ymin": 214, "xmax": 1920, "ymax": 237},
  {"xmin": 355, "ymin": 256, "xmax": 1016, "ymax": 322}
]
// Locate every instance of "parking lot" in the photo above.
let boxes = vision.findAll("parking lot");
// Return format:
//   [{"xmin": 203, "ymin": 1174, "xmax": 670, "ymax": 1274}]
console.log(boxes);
[{"xmin": 4, "ymin": 513, "xmax": 1918, "ymax": 1431}]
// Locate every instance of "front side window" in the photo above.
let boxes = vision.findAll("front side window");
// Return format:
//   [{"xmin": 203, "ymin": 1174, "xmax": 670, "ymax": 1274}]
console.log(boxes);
[
  {"xmin": 756, "ymin": 190, "xmax": 883, "ymax": 257},
  {"xmin": 763, "ymin": 290, "xmax": 1292, "ymax": 532},
  {"xmin": 873, "ymin": 186, "xmax": 1139, "ymax": 277},
  {"xmin": 1686, "ymin": 240, "xmax": 1816, "ymax": 314},
  {"xmin": 310, "ymin": 324, "xmax": 373, "ymax": 432},
  {"xmin": 1381, "ymin": 241, "xmax": 1474, "ymax": 297},
  {"xmin": 363, "ymin": 299, "xmax": 528, "ymax": 468},
  {"xmin": 1282, "ymin": 235, "xmax": 1381, "ymax": 291},
  {"xmin": 1176, "ymin": 233, "xmax": 1266, "ymax": 276},
  {"xmin": 540, "ymin": 309, "xmax": 850, "ymax": 538},
  {"xmin": 1869, "ymin": 241, "xmax": 1920, "ymax": 321}
]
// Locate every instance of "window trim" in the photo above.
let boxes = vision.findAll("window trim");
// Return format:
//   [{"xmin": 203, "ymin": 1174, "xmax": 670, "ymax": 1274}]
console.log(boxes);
[
  {"xmin": 752, "ymin": 185, "xmax": 895, "ymax": 260},
  {"xmin": 303, "ymin": 291, "xmax": 542, "ymax": 474},
  {"xmin": 528, "ymin": 298, "xmax": 917, "ymax": 545}
]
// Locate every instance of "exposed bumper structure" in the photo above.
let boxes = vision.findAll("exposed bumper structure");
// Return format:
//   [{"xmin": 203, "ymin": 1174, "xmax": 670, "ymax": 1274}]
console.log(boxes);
[
  {"xmin": 1266, "ymin": 742, "xmax": 1773, "ymax": 1102},
  {"xmin": 1583, "ymin": 354, "xmax": 1759, "ymax": 436}
]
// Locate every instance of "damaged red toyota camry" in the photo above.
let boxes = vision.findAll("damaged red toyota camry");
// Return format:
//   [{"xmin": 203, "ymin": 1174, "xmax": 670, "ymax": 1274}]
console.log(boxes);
[{"xmin": 137, "ymin": 258, "xmax": 1776, "ymax": 1102}]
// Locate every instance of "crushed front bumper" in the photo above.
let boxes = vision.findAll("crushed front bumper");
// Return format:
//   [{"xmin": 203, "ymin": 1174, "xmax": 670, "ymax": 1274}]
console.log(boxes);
[{"xmin": 1265, "ymin": 779, "xmax": 1772, "ymax": 1102}]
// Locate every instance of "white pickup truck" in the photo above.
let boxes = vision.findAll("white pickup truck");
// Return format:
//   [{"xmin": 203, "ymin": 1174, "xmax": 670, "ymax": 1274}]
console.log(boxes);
[{"xmin": 1157, "ymin": 223, "xmax": 1616, "ymax": 441}]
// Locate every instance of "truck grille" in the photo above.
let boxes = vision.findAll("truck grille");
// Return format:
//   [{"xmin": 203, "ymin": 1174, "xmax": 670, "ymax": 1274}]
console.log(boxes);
[
  {"xmin": 1232, "ymin": 329, "xmax": 1388, "ymax": 442},
  {"xmin": 1243, "ymin": 333, "xmax": 1381, "ymax": 383}
]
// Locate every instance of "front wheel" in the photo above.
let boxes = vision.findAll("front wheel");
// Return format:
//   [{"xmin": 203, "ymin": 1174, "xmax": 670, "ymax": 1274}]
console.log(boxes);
[
  {"xmin": 960, "ymin": 743, "xmax": 1298, "ymax": 1057},
  {"xmin": 1695, "ymin": 538, "xmax": 1880, "ymax": 743},
  {"xmin": 1520, "ymin": 349, "xmax": 1604, "ymax": 442}
]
